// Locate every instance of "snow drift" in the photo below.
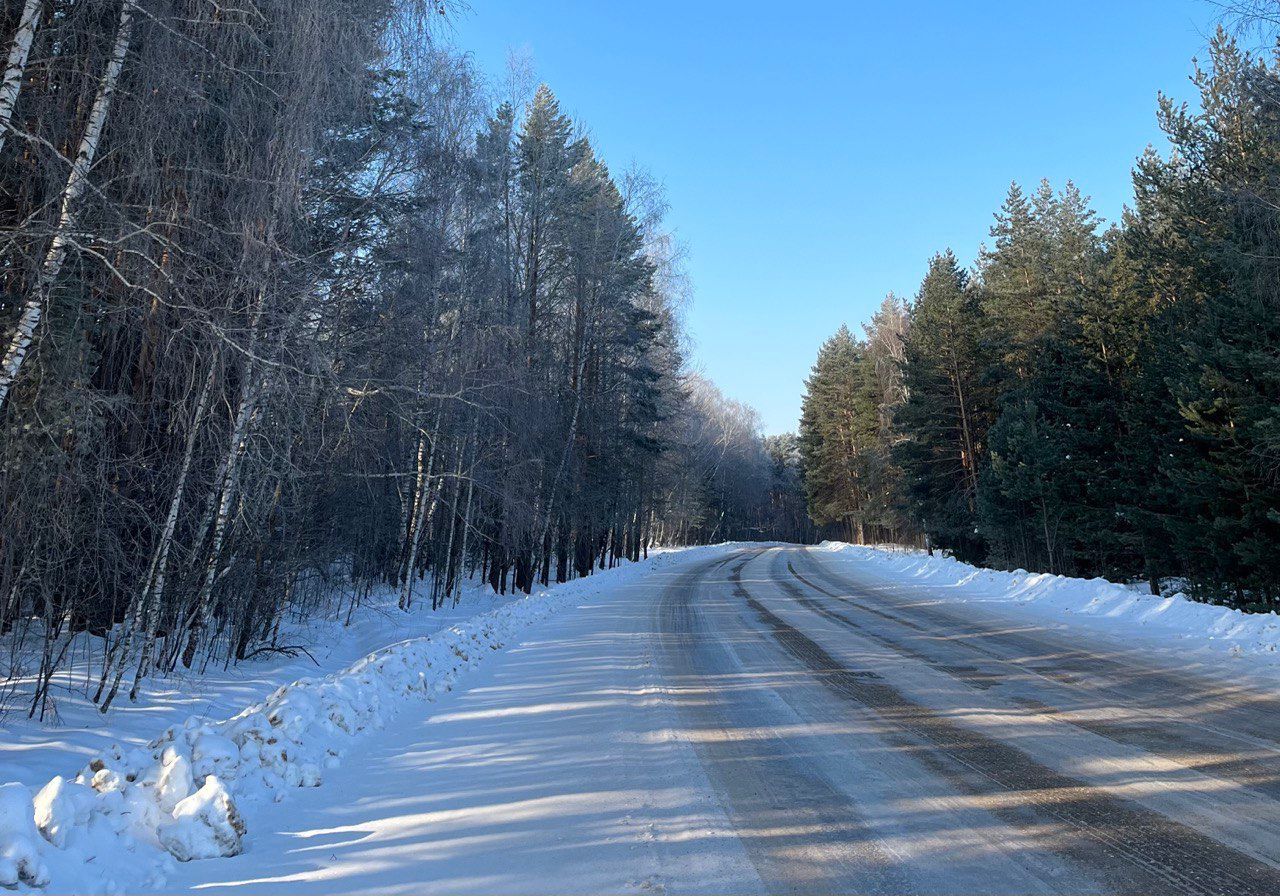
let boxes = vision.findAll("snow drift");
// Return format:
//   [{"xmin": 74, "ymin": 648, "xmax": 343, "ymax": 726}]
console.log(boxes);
[
  {"xmin": 0, "ymin": 546, "xmax": 727, "ymax": 894},
  {"xmin": 814, "ymin": 542, "xmax": 1280, "ymax": 660}
]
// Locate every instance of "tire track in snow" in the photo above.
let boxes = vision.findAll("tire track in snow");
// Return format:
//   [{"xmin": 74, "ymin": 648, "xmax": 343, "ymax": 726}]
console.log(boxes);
[
  {"xmin": 656, "ymin": 550, "xmax": 912, "ymax": 895},
  {"xmin": 736, "ymin": 549, "xmax": 1280, "ymax": 896},
  {"xmin": 788, "ymin": 548, "xmax": 1280, "ymax": 802}
]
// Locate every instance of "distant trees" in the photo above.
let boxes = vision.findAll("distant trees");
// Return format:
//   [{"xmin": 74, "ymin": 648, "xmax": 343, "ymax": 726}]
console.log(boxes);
[
  {"xmin": 798, "ymin": 28, "xmax": 1280, "ymax": 611},
  {"xmin": 799, "ymin": 305, "xmax": 913, "ymax": 545},
  {"xmin": 763, "ymin": 433, "xmax": 815, "ymax": 546},
  {"xmin": 0, "ymin": 1, "xmax": 795, "ymax": 717},
  {"xmin": 651, "ymin": 375, "xmax": 808, "ymax": 546}
]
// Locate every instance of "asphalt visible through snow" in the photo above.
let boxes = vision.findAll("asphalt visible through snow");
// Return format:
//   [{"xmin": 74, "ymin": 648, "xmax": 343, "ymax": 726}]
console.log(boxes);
[
  {"xmin": 166, "ymin": 545, "xmax": 1280, "ymax": 895},
  {"xmin": 657, "ymin": 546, "xmax": 1280, "ymax": 895}
]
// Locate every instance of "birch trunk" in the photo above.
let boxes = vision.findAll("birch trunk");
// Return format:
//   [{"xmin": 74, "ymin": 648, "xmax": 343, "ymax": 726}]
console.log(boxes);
[
  {"xmin": 399, "ymin": 431, "xmax": 428, "ymax": 578},
  {"xmin": 434, "ymin": 434, "xmax": 467, "ymax": 610},
  {"xmin": 177, "ymin": 266, "xmax": 274, "ymax": 669},
  {"xmin": 453, "ymin": 428, "xmax": 478, "ymax": 606},
  {"xmin": 0, "ymin": 0, "xmax": 136, "ymax": 409},
  {"xmin": 399, "ymin": 403, "xmax": 443, "ymax": 610},
  {"xmin": 97, "ymin": 357, "xmax": 218, "ymax": 710},
  {"xmin": 400, "ymin": 302, "xmax": 460, "ymax": 609},
  {"xmin": 179, "ymin": 366, "xmax": 260, "ymax": 668},
  {"xmin": 0, "ymin": 0, "xmax": 42, "ymax": 156},
  {"xmin": 125, "ymin": 357, "xmax": 217, "ymax": 702},
  {"xmin": 396, "ymin": 369, "xmax": 432, "ymax": 553}
]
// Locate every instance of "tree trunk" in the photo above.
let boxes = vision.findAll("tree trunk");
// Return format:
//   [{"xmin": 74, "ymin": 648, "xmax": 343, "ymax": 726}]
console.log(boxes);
[
  {"xmin": 399, "ymin": 401, "xmax": 445, "ymax": 610},
  {"xmin": 0, "ymin": 0, "xmax": 42, "ymax": 156},
  {"xmin": 179, "ymin": 281, "xmax": 270, "ymax": 669},
  {"xmin": 127, "ymin": 356, "xmax": 217, "ymax": 699},
  {"xmin": 453, "ymin": 436, "xmax": 478, "ymax": 607},
  {"xmin": 0, "ymin": 0, "xmax": 136, "ymax": 409},
  {"xmin": 98, "ymin": 356, "xmax": 217, "ymax": 710}
]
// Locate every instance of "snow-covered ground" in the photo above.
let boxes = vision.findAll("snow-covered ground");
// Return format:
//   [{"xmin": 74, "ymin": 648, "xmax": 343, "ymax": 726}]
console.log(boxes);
[
  {"xmin": 0, "ymin": 546, "xmax": 734, "ymax": 894},
  {"xmin": 5, "ymin": 541, "xmax": 1279, "ymax": 895},
  {"xmin": 161, "ymin": 544, "xmax": 758, "ymax": 895},
  {"xmin": 813, "ymin": 541, "xmax": 1280, "ymax": 671},
  {"xmin": 155, "ymin": 543, "xmax": 1280, "ymax": 895},
  {"xmin": 0, "ymin": 581, "xmax": 523, "ymax": 792}
]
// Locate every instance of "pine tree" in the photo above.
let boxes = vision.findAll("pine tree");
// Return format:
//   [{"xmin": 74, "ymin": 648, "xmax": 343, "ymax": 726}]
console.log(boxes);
[
  {"xmin": 979, "ymin": 182, "xmax": 1053, "ymax": 383},
  {"xmin": 975, "ymin": 182, "xmax": 1135, "ymax": 575},
  {"xmin": 980, "ymin": 327, "xmax": 1131, "ymax": 576},
  {"xmin": 894, "ymin": 252, "xmax": 995, "ymax": 561},
  {"xmin": 1119, "ymin": 31, "xmax": 1280, "ymax": 606},
  {"xmin": 799, "ymin": 325, "xmax": 879, "ymax": 542},
  {"xmin": 516, "ymin": 84, "xmax": 585, "ymax": 346}
]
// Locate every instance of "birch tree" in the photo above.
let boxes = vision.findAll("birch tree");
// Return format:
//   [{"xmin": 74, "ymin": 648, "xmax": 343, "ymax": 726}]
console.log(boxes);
[
  {"xmin": 0, "ymin": 0, "xmax": 136, "ymax": 409},
  {"xmin": 0, "ymin": 0, "xmax": 42, "ymax": 154}
]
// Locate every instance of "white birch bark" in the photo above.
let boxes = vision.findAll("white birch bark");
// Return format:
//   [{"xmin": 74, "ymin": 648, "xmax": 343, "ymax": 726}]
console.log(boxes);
[
  {"xmin": 0, "ymin": 0, "xmax": 42, "ymax": 155},
  {"xmin": 180, "ymin": 360, "xmax": 260, "ymax": 667},
  {"xmin": 399, "ymin": 432, "xmax": 428, "ymax": 569},
  {"xmin": 0, "ymin": 0, "xmax": 136, "ymax": 409},
  {"xmin": 437, "ymin": 413, "xmax": 478, "ymax": 607},
  {"xmin": 177, "ymin": 265, "xmax": 273, "ymax": 669},
  {"xmin": 453, "ymin": 429, "xmax": 478, "ymax": 606},
  {"xmin": 399, "ymin": 303, "xmax": 460, "ymax": 610},
  {"xmin": 398, "ymin": 402, "xmax": 444, "ymax": 610},
  {"xmin": 118, "ymin": 356, "xmax": 218, "ymax": 705}
]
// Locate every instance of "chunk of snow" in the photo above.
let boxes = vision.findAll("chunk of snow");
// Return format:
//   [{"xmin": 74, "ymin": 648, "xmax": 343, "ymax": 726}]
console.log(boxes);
[
  {"xmin": 158, "ymin": 776, "xmax": 245, "ymax": 862},
  {"xmin": 190, "ymin": 731, "xmax": 239, "ymax": 781},
  {"xmin": 32, "ymin": 777, "xmax": 94, "ymax": 849},
  {"xmin": 0, "ymin": 782, "xmax": 49, "ymax": 888},
  {"xmin": 156, "ymin": 749, "xmax": 195, "ymax": 814}
]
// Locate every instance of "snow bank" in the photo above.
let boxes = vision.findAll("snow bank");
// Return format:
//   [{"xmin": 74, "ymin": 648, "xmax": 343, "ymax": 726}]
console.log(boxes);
[
  {"xmin": 813, "ymin": 542, "xmax": 1280, "ymax": 660},
  {"xmin": 0, "ymin": 546, "xmax": 729, "ymax": 893}
]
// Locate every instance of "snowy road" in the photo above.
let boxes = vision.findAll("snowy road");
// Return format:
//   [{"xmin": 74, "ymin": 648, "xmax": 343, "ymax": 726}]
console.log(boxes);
[{"xmin": 168, "ymin": 546, "xmax": 1280, "ymax": 894}]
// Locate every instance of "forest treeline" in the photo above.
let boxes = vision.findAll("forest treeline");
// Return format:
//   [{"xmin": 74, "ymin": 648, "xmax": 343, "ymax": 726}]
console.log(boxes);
[
  {"xmin": 799, "ymin": 31, "xmax": 1280, "ymax": 612},
  {"xmin": 0, "ymin": 0, "xmax": 807, "ymax": 717}
]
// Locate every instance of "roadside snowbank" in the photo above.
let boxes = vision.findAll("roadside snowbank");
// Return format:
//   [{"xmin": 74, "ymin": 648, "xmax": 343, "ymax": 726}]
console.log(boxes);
[
  {"xmin": 0, "ymin": 580, "xmax": 524, "ymax": 791},
  {"xmin": 814, "ymin": 542, "xmax": 1280, "ymax": 661},
  {"xmin": 0, "ymin": 546, "xmax": 728, "ymax": 894}
]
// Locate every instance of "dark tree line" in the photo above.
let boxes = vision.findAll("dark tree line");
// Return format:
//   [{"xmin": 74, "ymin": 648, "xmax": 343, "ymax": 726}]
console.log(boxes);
[
  {"xmin": 0, "ymin": 0, "xmax": 801, "ymax": 718},
  {"xmin": 801, "ymin": 29, "xmax": 1280, "ymax": 612}
]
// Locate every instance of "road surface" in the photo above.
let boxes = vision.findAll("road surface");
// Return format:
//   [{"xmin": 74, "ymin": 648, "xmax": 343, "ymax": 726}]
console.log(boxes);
[{"xmin": 167, "ymin": 545, "xmax": 1280, "ymax": 894}]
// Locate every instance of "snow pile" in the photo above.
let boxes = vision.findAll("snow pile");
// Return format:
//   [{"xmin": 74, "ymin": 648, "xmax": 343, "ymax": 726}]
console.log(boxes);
[
  {"xmin": 0, "ymin": 784, "xmax": 49, "ymax": 889},
  {"xmin": 814, "ymin": 542, "xmax": 1280, "ymax": 660},
  {"xmin": 0, "ymin": 546, "xmax": 728, "ymax": 893},
  {"xmin": 158, "ymin": 777, "xmax": 244, "ymax": 863}
]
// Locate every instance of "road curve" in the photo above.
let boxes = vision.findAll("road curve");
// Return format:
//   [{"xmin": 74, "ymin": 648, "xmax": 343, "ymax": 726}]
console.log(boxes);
[{"xmin": 656, "ymin": 545, "xmax": 1280, "ymax": 895}]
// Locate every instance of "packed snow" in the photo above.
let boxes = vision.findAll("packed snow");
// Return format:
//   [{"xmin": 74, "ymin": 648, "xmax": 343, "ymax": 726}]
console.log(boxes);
[
  {"xmin": 0, "ymin": 546, "xmax": 732, "ymax": 894},
  {"xmin": 814, "ymin": 541, "xmax": 1280, "ymax": 665}
]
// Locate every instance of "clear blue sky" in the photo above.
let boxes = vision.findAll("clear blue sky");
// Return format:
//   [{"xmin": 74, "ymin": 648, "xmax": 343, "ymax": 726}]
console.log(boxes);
[{"xmin": 448, "ymin": 0, "xmax": 1217, "ymax": 434}]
